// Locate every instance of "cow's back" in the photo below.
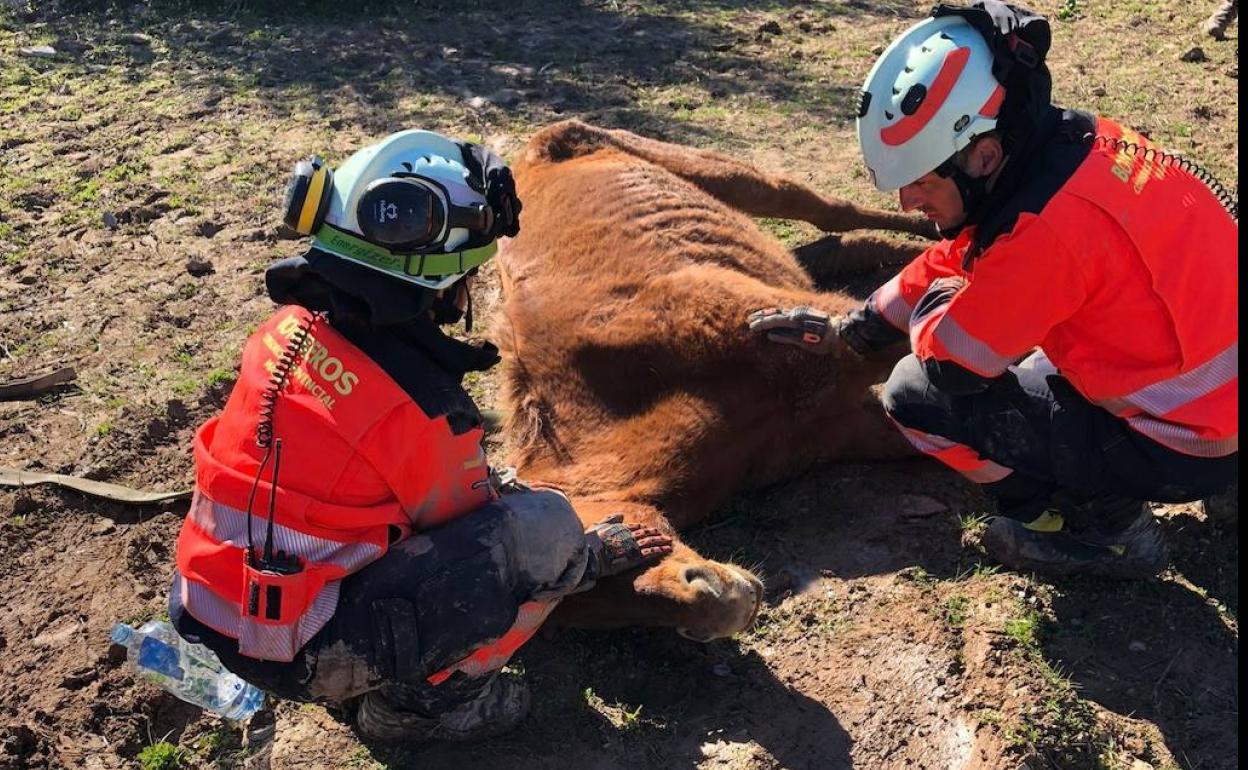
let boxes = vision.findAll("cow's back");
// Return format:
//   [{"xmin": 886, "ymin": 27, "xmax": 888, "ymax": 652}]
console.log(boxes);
[
  {"xmin": 494, "ymin": 130, "xmax": 883, "ymax": 522},
  {"xmin": 506, "ymin": 140, "xmax": 815, "ymax": 293}
]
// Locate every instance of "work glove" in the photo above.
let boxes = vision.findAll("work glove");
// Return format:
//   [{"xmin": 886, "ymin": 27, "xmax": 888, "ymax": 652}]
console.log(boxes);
[
  {"xmin": 747, "ymin": 306, "xmax": 860, "ymax": 359},
  {"xmin": 585, "ymin": 514, "xmax": 673, "ymax": 578}
]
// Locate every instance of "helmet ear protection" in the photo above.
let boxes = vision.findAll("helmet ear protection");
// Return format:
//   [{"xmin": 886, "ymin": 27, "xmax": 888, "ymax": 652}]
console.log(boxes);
[
  {"xmin": 282, "ymin": 155, "xmax": 494, "ymax": 250},
  {"xmin": 282, "ymin": 156, "xmax": 334, "ymax": 236},
  {"xmin": 356, "ymin": 175, "xmax": 492, "ymax": 251}
]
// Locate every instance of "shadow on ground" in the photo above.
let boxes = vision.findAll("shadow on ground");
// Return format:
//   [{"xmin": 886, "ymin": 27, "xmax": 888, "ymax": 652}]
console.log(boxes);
[
  {"xmin": 1040, "ymin": 513, "xmax": 1239, "ymax": 770},
  {"xmin": 359, "ymin": 630, "xmax": 852, "ymax": 769},
  {"xmin": 25, "ymin": 0, "xmax": 923, "ymax": 149}
]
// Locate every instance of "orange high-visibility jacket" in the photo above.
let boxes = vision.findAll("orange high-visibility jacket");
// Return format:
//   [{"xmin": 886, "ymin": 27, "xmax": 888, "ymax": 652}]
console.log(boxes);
[
  {"xmin": 174, "ymin": 307, "xmax": 494, "ymax": 662},
  {"xmin": 872, "ymin": 116, "xmax": 1238, "ymax": 458}
]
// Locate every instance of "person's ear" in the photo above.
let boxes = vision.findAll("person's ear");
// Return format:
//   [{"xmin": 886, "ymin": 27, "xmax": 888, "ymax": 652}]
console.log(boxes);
[{"xmin": 969, "ymin": 135, "xmax": 1006, "ymax": 178}]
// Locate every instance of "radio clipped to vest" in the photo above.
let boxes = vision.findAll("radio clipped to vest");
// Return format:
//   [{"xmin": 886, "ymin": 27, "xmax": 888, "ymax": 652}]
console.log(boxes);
[
  {"xmin": 242, "ymin": 312, "xmax": 321, "ymax": 623},
  {"xmin": 1091, "ymin": 135, "xmax": 1238, "ymax": 221}
]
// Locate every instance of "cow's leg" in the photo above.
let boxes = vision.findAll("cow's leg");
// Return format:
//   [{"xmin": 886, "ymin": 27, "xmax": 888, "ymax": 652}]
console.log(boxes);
[
  {"xmin": 526, "ymin": 120, "xmax": 933, "ymax": 237},
  {"xmin": 793, "ymin": 233, "xmax": 926, "ymax": 286},
  {"xmin": 548, "ymin": 498, "xmax": 764, "ymax": 641}
]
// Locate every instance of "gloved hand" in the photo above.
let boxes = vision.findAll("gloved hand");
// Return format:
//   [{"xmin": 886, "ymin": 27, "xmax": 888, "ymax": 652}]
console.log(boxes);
[
  {"xmin": 747, "ymin": 306, "xmax": 859, "ymax": 358},
  {"xmin": 585, "ymin": 514, "xmax": 673, "ymax": 578}
]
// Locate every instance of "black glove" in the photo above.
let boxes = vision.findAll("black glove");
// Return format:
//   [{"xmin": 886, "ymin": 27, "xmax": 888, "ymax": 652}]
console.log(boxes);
[
  {"xmin": 584, "ymin": 514, "xmax": 673, "ymax": 580},
  {"xmin": 458, "ymin": 141, "xmax": 522, "ymax": 240}
]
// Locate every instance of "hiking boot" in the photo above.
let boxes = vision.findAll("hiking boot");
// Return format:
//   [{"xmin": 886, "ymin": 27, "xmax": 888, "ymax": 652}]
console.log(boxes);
[
  {"xmin": 1203, "ymin": 0, "xmax": 1238, "ymax": 39},
  {"xmin": 982, "ymin": 505, "xmax": 1168, "ymax": 580},
  {"xmin": 355, "ymin": 690, "xmax": 439, "ymax": 744},
  {"xmin": 354, "ymin": 674, "xmax": 531, "ymax": 744},
  {"xmin": 1200, "ymin": 483, "xmax": 1238, "ymax": 529},
  {"xmin": 433, "ymin": 673, "xmax": 531, "ymax": 741}
]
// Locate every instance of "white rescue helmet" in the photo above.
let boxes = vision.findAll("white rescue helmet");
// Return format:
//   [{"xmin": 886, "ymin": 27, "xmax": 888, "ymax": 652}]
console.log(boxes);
[{"xmin": 857, "ymin": 16, "xmax": 1004, "ymax": 192}]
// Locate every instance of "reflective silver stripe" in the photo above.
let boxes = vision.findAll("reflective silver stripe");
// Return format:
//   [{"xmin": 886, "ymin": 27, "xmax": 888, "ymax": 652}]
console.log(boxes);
[
  {"xmin": 899, "ymin": 425, "xmax": 958, "ymax": 455},
  {"xmin": 896, "ymin": 426, "xmax": 1014, "ymax": 483},
  {"xmin": 1101, "ymin": 342, "xmax": 1238, "ymax": 417},
  {"xmin": 192, "ymin": 496, "xmax": 381, "ymax": 574},
  {"xmin": 1125, "ymin": 415, "xmax": 1239, "ymax": 458},
  {"xmin": 925, "ymin": 309, "xmax": 1014, "ymax": 377},
  {"xmin": 962, "ymin": 462, "xmax": 1013, "ymax": 484},
  {"xmin": 179, "ymin": 570, "xmax": 340, "ymax": 662},
  {"xmin": 871, "ymin": 274, "xmax": 913, "ymax": 330}
]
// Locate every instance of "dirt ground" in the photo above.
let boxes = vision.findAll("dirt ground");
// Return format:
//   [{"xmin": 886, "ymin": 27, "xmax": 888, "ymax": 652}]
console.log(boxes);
[{"xmin": 0, "ymin": 1, "xmax": 1237, "ymax": 768}]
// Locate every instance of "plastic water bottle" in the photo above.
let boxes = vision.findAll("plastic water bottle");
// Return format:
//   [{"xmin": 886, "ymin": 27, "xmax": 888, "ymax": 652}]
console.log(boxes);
[{"xmin": 110, "ymin": 621, "xmax": 265, "ymax": 720}]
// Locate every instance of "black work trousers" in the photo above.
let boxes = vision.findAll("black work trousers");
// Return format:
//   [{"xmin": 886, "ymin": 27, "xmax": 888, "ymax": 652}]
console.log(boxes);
[
  {"xmin": 173, "ymin": 488, "xmax": 590, "ymax": 714},
  {"xmin": 881, "ymin": 353, "xmax": 1238, "ymax": 532}
]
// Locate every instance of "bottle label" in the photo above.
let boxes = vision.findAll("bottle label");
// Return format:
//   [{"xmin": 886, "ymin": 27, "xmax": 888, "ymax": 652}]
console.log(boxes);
[{"xmin": 138, "ymin": 637, "xmax": 185, "ymax": 682}]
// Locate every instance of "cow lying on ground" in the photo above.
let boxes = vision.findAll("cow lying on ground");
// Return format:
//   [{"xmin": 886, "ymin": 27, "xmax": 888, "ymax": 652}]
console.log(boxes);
[{"xmin": 494, "ymin": 121, "xmax": 929, "ymax": 641}]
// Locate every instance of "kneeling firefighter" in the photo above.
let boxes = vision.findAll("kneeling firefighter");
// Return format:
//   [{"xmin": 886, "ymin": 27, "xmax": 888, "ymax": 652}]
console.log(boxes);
[
  {"xmin": 749, "ymin": 1, "xmax": 1237, "ymax": 579},
  {"xmin": 168, "ymin": 130, "xmax": 672, "ymax": 742}
]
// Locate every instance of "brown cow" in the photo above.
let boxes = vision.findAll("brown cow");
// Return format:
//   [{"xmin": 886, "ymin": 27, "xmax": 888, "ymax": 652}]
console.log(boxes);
[{"xmin": 493, "ymin": 121, "xmax": 927, "ymax": 642}]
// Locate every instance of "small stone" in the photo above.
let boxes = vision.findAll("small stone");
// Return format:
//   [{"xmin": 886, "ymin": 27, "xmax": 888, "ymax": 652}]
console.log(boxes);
[
  {"xmin": 119, "ymin": 33, "xmax": 152, "ymax": 46},
  {"xmin": 467, "ymin": 95, "xmax": 489, "ymax": 110},
  {"xmin": 895, "ymin": 494, "xmax": 949, "ymax": 519},
  {"xmin": 185, "ymin": 257, "xmax": 214, "ymax": 277},
  {"xmin": 487, "ymin": 88, "xmax": 524, "ymax": 108},
  {"xmin": 90, "ymin": 519, "xmax": 116, "ymax": 536},
  {"xmin": 1179, "ymin": 46, "xmax": 1208, "ymax": 63},
  {"xmin": 102, "ymin": 211, "xmax": 119, "ymax": 230},
  {"xmin": 194, "ymin": 220, "xmax": 224, "ymax": 238},
  {"xmin": 54, "ymin": 38, "xmax": 91, "ymax": 55},
  {"xmin": 60, "ymin": 666, "xmax": 98, "ymax": 690},
  {"xmin": 18, "ymin": 45, "xmax": 57, "ymax": 58},
  {"xmin": 1128, "ymin": 640, "xmax": 1147, "ymax": 652},
  {"xmin": 871, "ymin": 44, "xmax": 885, "ymax": 55}
]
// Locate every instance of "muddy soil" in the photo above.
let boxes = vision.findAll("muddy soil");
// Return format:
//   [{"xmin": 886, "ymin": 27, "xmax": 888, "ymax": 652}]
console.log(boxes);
[{"xmin": 0, "ymin": 1, "xmax": 1236, "ymax": 769}]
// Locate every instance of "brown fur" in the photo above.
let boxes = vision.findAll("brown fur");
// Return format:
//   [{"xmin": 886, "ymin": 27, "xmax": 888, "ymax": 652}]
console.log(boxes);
[{"xmin": 494, "ymin": 121, "xmax": 927, "ymax": 640}]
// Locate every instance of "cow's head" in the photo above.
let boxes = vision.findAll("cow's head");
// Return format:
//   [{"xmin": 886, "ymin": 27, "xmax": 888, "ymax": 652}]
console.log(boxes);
[{"xmin": 555, "ymin": 499, "xmax": 764, "ymax": 641}]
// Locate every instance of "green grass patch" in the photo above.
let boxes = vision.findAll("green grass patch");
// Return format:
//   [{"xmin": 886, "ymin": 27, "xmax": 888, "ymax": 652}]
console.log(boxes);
[
  {"xmin": 941, "ymin": 593, "xmax": 971, "ymax": 629},
  {"xmin": 1004, "ymin": 609, "xmax": 1040, "ymax": 648},
  {"xmin": 137, "ymin": 741, "xmax": 188, "ymax": 770},
  {"xmin": 72, "ymin": 179, "xmax": 101, "ymax": 203}
]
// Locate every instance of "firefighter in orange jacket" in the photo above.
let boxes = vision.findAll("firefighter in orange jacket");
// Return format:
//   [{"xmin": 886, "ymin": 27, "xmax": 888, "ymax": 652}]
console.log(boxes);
[
  {"xmin": 751, "ymin": 2, "xmax": 1237, "ymax": 579},
  {"xmin": 169, "ymin": 130, "xmax": 671, "ymax": 743}
]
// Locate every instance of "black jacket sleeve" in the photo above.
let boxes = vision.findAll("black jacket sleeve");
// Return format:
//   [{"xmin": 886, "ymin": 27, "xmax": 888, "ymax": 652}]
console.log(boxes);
[
  {"xmin": 837, "ymin": 301, "xmax": 908, "ymax": 356},
  {"xmin": 909, "ymin": 279, "xmax": 998, "ymax": 395}
]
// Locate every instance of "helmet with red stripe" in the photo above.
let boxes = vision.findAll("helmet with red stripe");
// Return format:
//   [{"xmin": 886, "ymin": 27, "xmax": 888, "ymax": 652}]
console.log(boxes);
[{"xmin": 857, "ymin": 16, "xmax": 1004, "ymax": 192}]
